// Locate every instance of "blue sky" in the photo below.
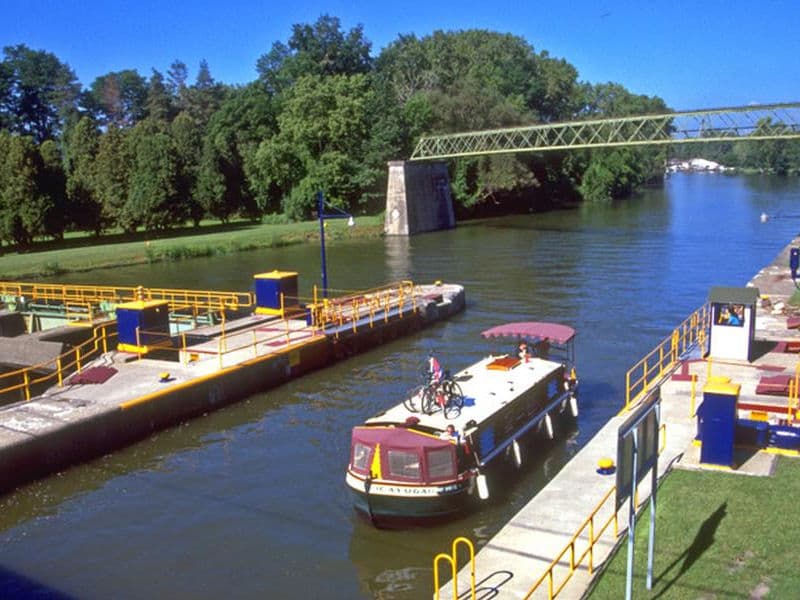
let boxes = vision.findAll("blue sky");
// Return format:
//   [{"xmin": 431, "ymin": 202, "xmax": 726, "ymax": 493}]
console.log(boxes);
[{"xmin": 3, "ymin": 0, "xmax": 798, "ymax": 111}]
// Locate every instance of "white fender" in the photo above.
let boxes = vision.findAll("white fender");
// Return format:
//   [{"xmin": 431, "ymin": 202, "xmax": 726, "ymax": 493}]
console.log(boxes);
[
  {"xmin": 476, "ymin": 474, "xmax": 490, "ymax": 500},
  {"xmin": 512, "ymin": 440, "xmax": 522, "ymax": 468},
  {"xmin": 570, "ymin": 395, "xmax": 579, "ymax": 417},
  {"xmin": 545, "ymin": 413, "xmax": 554, "ymax": 439}
]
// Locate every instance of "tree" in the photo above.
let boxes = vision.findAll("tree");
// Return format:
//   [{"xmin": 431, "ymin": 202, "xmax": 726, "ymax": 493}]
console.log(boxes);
[
  {"xmin": 94, "ymin": 125, "xmax": 133, "ymax": 231},
  {"xmin": 62, "ymin": 117, "xmax": 103, "ymax": 233},
  {"xmin": 183, "ymin": 60, "xmax": 226, "ymax": 127},
  {"xmin": 170, "ymin": 111, "xmax": 204, "ymax": 225},
  {"xmin": 197, "ymin": 83, "xmax": 276, "ymax": 221},
  {"xmin": 166, "ymin": 60, "xmax": 189, "ymax": 108},
  {"xmin": 145, "ymin": 70, "xmax": 173, "ymax": 123},
  {"xmin": 739, "ymin": 118, "xmax": 794, "ymax": 175},
  {"xmin": 37, "ymin": 139, "xmax": 67, "ymax": 239},
  {"xmin": 86, "ymin": 69, "xmax": 148, "ymax": 127},
  {"xmin": 256, "ymin": 15, "xmax": 372, "ymax": 94},
  {"xmin": 126, "ymin": 121, "xmax": 186, "ymax": 231},
  {"xmin": 252, "ymin": 74, "xmax": 376, "ymax": 219},
  {"xmin": 0, "ymin": 44, "xmax": 81, "ymax": 142},
  {"xmin": 0, "ymin": 134, "xmax": 50, "ymax": 246}
]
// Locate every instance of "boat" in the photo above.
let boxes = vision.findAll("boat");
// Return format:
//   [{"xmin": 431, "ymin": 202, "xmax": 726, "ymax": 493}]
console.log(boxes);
[{"xmin": 345, "ymin": 322, "xmax": 579, "ymax": 526}]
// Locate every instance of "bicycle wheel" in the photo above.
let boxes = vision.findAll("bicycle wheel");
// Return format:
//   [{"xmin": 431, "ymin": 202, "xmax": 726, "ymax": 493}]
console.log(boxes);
[
  {"xmin": 403, "ymin": 384, "xmax": 424, "ymax": 412},
  {"xmin": 443, "ymin": 382, "xmax": 464, "ymax": 419},
  {"xmin": 421, "ymin": 386, "xmax": 439, "ymax": 415},
  {"xmin": 443, "ymin": 381, "xmax": 463, "ymax": 401}
]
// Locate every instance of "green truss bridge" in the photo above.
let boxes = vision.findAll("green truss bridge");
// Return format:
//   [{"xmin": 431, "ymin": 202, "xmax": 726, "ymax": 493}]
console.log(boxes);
[{"xmin": 409, "ymin": 102, "xmax": 800, "ymax": 161}]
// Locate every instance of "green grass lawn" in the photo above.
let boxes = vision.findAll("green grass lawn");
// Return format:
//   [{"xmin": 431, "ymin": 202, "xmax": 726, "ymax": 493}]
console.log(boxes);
[
  {"xmin": 0, "ymin": 216, "xmax": 384, "ymax": 279},
  {"xmin": 588, "ymin": 457, "xmax": 800, "ymax": 599}
]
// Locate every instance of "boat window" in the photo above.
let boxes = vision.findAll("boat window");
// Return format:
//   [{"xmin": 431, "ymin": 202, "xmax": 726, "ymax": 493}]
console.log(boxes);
[
  {"xmin": 427, "ymin": 448, "xmax": 456, "ymax": 480},
  {"xmin": 387, "ymin": 449, "xmax": 421, "ymax": 480},
  {"xmin": 352, "ymin": 443, "xmax": 372, "ymax": 472}
]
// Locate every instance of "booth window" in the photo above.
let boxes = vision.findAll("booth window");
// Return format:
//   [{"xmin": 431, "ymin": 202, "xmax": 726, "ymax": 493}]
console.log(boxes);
[{"xmin": 714, "ymin": 303, "xmax": 745, "ymax": 327}]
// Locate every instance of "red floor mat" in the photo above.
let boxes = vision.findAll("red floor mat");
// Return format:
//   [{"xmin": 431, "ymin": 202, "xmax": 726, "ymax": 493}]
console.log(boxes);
[{"xmin": 68, "ymin": 366, "xmax": 118, "ymax": 385}]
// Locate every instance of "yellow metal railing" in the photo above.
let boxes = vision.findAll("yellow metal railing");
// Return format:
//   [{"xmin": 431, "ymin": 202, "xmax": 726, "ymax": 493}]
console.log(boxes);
[
  {"xmin": 134, "ymin": 304, "xmax": 321, "ymax": 370},
  {"xmin": 434, "ymin": 537, "xmax": 476, "ymax": 600},
  {"xmin": 522, "ymin": 422, "xmax": 667, "ymax": 600},
  {"xmin": 0, "ymin": 281, "xmax": 254, "ymax": 316},
  {"xmin": 624, "ymin": 303, "xmax": 711, "ymax": 411},
  {"xmin": 525, "ymin": 485, "xmax": 619, "ymax": 599},
  {"xmin": 297, "ymin": 280, "xmax": 418, "ymax": 334},
  {"xmin": 0, "ymin": 322, "xmax": 116, "ymax": 402}
]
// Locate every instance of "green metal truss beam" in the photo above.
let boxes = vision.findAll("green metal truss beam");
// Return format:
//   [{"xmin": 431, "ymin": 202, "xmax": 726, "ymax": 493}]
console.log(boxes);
[{"xmin": 409, "ymin": 102, "xmax": 800, "ymax": 161}]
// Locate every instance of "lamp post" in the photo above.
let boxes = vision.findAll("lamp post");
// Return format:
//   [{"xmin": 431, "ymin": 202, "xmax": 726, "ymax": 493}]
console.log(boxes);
[{"xmin": 317, "ymin": 191, "xmax": 354, "ymax": 298}]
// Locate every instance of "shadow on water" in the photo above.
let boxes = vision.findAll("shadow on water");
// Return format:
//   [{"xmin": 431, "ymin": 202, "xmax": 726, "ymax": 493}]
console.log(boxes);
[{"xmin": 0, "ymin": 565, "xmax": 76, "ymax": 600}]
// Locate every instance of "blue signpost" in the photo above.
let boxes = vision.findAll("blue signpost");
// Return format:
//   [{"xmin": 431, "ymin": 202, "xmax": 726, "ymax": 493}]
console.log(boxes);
[{"xmin": 317, "ymin": 191, "xmax": 354, "ymax": 298}]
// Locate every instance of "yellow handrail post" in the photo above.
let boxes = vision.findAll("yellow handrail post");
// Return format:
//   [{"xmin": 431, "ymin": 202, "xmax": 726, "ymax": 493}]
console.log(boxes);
[
  {"xmin": 57, "ymin": 357, "xmax": 63, "ymax": 386},
  {"xmin": 76, "ymin": 347, "xmax": 83, "ymax": 373},
  {"xmin": 588, "ymin": 517, "xmax": 595, "ymax": 574},
  {"xmin": 625, "ymin": 371, "xmax": 631, "ymax": 410},
  {"xmin": 643, "ymin": 361, "xmax": 649, "ymax": 395},
  {"xmin": 218, "ymin": 338, "xmax": 223, "ymax": 370},
  {"xmin": 398, "ymin": 283, "xmax": 404, "ymax": 318},
  {"xmin": 690, "ymin": 374, "xmax": 698, "ymax": 417},
  {"xmin": 433, "ymin": 554, "xmax": 455, "ymax": 600},
  {"xmin": 23, "ymin": 370, "xmax": 30, "ymax": 401},
  {"xmin": 221, "ymin": 311, "xmax": 227, "ymax": 351}
]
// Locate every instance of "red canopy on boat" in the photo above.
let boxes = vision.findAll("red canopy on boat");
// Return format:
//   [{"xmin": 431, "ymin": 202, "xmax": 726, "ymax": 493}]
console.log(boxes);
[{"xmin": 480, "ymin": 322, "xmax": 576, "ymax": 344}]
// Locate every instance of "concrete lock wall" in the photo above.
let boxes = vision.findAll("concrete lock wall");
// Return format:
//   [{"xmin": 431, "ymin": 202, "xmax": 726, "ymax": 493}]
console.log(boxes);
[{"xmin": 384, "ymin": 161, "xmax": 456, "ymax": 235}]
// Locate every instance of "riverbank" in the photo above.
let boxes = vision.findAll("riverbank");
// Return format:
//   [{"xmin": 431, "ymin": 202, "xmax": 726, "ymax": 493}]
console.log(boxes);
[{"xmin": 0, "ymin": 216, "xmax": 384, "ymax": 280}]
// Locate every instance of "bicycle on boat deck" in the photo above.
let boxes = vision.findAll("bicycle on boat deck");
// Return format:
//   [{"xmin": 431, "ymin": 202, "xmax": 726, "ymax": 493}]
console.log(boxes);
[{"xmin": 403, "ymin": 369, "xmax": 465, "ymax": 419}]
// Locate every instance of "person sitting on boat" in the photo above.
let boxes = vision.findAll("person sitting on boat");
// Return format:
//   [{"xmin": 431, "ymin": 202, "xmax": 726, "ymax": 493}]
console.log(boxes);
[
  {"xmin": 517, "ymin": 342, "xmax": 529, "ymax": 362},
  {"xmin": 428, "ymin": 353, "xmax": 443, "ymax": 384},
  {"xmin": 440, "ymin": 424, "xmax": 460, "ymax": 443}
]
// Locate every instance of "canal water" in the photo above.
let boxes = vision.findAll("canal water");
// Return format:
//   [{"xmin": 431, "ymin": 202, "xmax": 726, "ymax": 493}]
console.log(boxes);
[{"xmin": 1, "ymin": 173, "xmax": 799, "ymax": 599}]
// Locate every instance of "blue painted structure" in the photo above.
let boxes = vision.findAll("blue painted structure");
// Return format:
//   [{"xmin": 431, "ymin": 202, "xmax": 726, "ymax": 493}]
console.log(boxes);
[
  {"xmin": 254, "ymin": 271, "xmax": 298, "ymax": 316},
  {"xmin": 697, "ymin": 379, "xmax": 740, "ymax": 467}
]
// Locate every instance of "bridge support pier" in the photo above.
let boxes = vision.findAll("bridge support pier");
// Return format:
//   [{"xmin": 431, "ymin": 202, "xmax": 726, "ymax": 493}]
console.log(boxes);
[{"xmin": 384, "ymin": 161, "xmax": 455, "ymax": 236}]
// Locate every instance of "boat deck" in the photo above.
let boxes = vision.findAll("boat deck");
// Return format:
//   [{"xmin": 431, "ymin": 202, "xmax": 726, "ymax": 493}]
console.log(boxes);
[{"xmin": 367, "ymin": 355, "xmax": 561, "ymax": 435}]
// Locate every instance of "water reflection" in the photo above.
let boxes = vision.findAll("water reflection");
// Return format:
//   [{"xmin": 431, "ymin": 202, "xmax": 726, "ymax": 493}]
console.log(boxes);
[{"xmin": 384, "ymin": 235, "xmax": 412, "ymax": 282}]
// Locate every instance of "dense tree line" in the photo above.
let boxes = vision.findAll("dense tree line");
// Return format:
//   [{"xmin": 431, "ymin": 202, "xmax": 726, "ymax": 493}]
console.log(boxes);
[{"xmin": 7, "ymin": 15, "xmax": 782, "ymax": 250}]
